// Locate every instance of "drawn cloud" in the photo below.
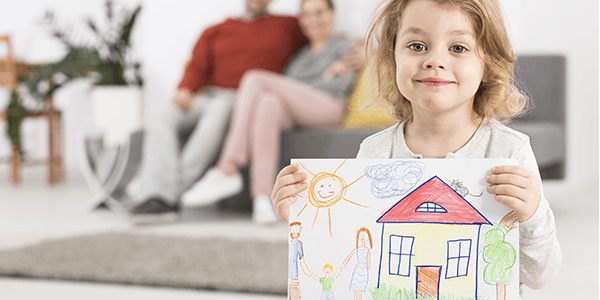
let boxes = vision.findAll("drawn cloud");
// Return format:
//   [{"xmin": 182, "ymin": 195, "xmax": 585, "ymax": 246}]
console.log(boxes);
[{"xmin": 365, "ymin": 161, "xmax": 426, "ymax": 199}]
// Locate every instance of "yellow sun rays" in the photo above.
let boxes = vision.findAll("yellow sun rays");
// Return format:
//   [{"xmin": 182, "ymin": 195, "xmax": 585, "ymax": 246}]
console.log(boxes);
[{"xmin": 295, "ymin": 159, "xmax": 371, "ymax": 236}]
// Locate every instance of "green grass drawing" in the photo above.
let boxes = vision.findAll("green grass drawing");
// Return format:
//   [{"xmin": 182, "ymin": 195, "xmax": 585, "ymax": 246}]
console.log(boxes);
[{"xmin": 369, "ymin": 284, "xmax": 489, "ymax": 300}]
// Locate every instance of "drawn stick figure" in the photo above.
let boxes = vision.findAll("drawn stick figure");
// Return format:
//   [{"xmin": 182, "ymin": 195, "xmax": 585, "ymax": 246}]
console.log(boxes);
[{"xmin": 289, "ymin": 222, "xmax": 312, "ymax": 300}]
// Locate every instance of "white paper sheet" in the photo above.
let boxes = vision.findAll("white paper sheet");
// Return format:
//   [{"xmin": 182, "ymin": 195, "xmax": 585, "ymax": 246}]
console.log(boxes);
[{"xmin": 288, "ymin": 158, "xmax": 519, "ymax": 300}]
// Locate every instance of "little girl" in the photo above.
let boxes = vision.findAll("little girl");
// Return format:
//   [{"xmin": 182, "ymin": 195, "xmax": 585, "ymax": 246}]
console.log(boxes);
[{"xmin": 271, "ymin": 0, "xmax": 561, "ymax": 296}]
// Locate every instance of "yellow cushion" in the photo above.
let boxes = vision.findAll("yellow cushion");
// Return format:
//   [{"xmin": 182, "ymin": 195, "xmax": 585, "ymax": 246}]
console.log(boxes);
[{"xmin": 341, "ymin": 71, "xmax": 395, "ymax": 128}]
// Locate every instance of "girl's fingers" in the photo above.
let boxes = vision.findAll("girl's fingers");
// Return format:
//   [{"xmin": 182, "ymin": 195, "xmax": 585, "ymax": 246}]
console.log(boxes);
[
  {"xmin": 272, "ymin": 164, "xmax": 306, "ymax": 199},
  {"xmin": 278, "ymin": 163, "xmax": 300, "ymax": 178},
  {"xmin": 274, "ymin": 181, "xmax": 308, "ymax": 204},
  {"xmin": 488, "ymin": 165, "xmax": 540, "ymax": 222},
  {"xmin": 271, "ymin": 172, "xmax": 307, "ymax": 200},
  {"xmin": 493, "ymin": 194, "xmax": 525, "ymax": 213},
  {"xmin": 492, "ymin": 165, "xmax": 531, "ymax": 177},
  {"xmin": 487, "ymin": 184, "xmax": 527, "ymax": 201},
  {"xmin": 275, "ymin": 195, "xmax": 301, "ymax": 222},
  {"xmin": 271, "ymin": 163, "xmax": 310, "ymax": 221},
  {"xmin": 486, "ymin": 173, "xmax": 528, "ymax": 189},
  {"xmin": 273, "ymin": 172, "xmax": 306, "ymax": 192}
]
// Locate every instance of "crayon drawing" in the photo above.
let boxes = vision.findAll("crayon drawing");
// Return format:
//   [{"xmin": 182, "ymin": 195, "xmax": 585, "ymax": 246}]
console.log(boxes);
[
  {"xmin": 365, "ymin": 161, "xmax": 426, "ymax": 199},
  {"xmin": 297, "ymin": 159, "xmax": 371, "ymax": 236},
  {"xmin": 376, "ymin": 176, "xmax": 491, "ymax": 299},
  {"xmin": 289, "ymin": 159, "xmax": 519, "ymax": 300}
]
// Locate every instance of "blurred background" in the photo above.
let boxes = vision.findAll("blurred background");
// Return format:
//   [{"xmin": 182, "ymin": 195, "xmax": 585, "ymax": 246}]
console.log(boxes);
[{"xmin": 0, "ymin": 0, "xmax": 597, "ymax": 299}]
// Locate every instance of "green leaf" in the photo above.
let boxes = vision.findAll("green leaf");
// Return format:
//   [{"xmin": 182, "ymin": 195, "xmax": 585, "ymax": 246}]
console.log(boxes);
[
  {"xmin": 6, "ymin": 91, "xmax": 26, "ymax": 156},
  {"xmin": 119, "ymin": 5, "xmax": 141, "ymax": 48}
]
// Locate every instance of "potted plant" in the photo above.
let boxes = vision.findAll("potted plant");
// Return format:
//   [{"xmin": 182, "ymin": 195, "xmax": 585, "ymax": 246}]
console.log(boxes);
[{"xmin": 14, "ymin": 0, "xmax": 144, "ymax": 152}]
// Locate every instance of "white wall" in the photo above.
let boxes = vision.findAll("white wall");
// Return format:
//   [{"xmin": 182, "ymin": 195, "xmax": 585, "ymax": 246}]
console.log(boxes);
[{"xmin": 0, "ymin": 0, "xmax": 598, "ymax": 197}]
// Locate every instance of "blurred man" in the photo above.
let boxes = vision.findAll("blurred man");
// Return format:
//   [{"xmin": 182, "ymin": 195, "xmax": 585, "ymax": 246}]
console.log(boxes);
[{"xmin": 131, "ymin": 0, "xmax": 308, "ymax": 224}]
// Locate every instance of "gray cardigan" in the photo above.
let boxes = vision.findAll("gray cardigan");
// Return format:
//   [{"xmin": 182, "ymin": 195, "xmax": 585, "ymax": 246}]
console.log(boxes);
[
  {"xmin": 284, "ymin": 36, "xmax": 355, "ymax": 101},
  {"xmin": 356, "ymin": 119, "xmax": 562, "ymax": 297}
]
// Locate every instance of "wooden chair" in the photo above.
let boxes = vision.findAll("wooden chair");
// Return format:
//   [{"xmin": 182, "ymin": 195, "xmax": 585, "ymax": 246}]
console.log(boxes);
[{"xmin": 0, "ymin": 35, "xmax": 64, "ymax": 186}]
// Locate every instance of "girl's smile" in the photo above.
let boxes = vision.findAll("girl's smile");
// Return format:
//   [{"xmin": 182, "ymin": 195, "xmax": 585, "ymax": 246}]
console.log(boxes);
[
  {"xmin": 415, "ymin": 77, "xmax": 456, "ymax": 87},
  {"xmin": 395, "ymin": 0, "xmax": 485, "ymax": 117}
]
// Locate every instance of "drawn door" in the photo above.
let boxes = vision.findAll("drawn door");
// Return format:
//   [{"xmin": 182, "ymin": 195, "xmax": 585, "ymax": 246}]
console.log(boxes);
[{"xmin": 416, "ymin": 266, "xmax": 442, "ymax": 299}]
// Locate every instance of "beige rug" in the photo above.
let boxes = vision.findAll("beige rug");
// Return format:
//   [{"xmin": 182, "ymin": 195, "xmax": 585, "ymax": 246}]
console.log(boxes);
[{"xmin": 0, "ymin": 232, "xmax": 288, "ymax": 294}]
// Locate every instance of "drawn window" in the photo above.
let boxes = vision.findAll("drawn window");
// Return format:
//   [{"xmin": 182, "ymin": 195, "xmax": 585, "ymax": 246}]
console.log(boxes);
[
  {"xmin": 389, "ymin": 235, "xmax": 414, "ymax": 277},
  {"xmin": 446, "ymin": 239, "xmax": 472, "ymax": 278},
  {"xmin": 415, "ymin": 202, "xmax": 447, "ymax": 213}
]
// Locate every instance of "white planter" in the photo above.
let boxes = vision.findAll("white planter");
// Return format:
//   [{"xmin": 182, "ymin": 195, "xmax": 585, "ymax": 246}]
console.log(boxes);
[{"xmin": 91, "ymin": 86, "xmax": 143, "ymax": 147}]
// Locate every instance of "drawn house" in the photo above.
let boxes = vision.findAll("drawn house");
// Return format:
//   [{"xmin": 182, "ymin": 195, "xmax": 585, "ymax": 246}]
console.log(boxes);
[{"xmin": 376, "ymin": 176, "xmax": 491, "ymax": 299}]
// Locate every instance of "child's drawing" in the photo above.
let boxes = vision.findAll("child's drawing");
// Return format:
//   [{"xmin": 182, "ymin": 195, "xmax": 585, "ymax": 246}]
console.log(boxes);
[
  {"xmin": 482, "ymin": 211, "xmax": 518, "ymax": 300},
  {"xmin": 449, "ymin": 179, "xmax": 483, "ymax": 198},
  {"xmin": 342, "ymin": 227, "xmax": 373, "ymax": 300},
  {"xmin": 365, "ymin": 161, "xmax": 426, "ymax": 199},
  {"xmin": 309, "ymin": 263, "xmax": 345, "ymax": 300},
  {"xmin": 289, "ymin": 159, "xmax": 519, "ymax": 300},
  {"xmin": 376, "ymin": 176, "xmax": 491, "ymax": 299},
  {"xmin": 288, "ymin": 222, "xmax": 312, "ymax": 300},
  {"xmin": 297, "ymin": 159, "xmax": 371, "ymax": 236}
]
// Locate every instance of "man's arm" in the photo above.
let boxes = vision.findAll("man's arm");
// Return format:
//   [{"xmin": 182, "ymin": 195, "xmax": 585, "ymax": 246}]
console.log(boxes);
[{"xmin": 177, "ymin": 25, "xmax": 218, "ymax": 94}]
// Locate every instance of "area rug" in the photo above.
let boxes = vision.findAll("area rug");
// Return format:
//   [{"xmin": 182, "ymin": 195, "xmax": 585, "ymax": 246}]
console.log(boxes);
[{"xmin": 0, "ymin": 232, "xmax": 288, "ymax": 294}]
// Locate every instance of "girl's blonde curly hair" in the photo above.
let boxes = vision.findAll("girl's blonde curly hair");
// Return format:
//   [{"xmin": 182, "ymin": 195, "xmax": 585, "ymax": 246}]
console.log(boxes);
[{"xmin": 365, "ymin": 0, "xmax": 529, "ymax": 124}]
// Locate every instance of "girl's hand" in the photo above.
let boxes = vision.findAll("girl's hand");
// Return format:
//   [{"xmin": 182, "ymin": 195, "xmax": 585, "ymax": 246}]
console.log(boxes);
[
  {"xmin": 486, "ymin": 165, "xmax": 541, "ymax": 222},
  {"xmin": 271, "ymin": 164, "xmax": 308, "ymax": 222}
]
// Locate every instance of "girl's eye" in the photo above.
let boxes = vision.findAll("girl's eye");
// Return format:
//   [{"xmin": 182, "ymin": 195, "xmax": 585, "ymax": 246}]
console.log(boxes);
[
  {"xmin": 450, "ymin": 45, "xmax": 467, "ymax": 53},
  {"xmin": 408, "ymin": 43, "xmax": 426, "ymax": 52}
]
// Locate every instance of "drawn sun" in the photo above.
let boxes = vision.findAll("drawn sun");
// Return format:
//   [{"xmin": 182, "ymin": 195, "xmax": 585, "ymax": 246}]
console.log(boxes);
[{"xmin": 296, "ymin": 159, "xmax": 370, "ymax": 236}]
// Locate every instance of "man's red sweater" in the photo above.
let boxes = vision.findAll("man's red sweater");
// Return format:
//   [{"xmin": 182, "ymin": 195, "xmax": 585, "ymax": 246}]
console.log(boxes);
[{"xmin": 178, "ymin": 15, "xmax": 308, "ymax": 91}]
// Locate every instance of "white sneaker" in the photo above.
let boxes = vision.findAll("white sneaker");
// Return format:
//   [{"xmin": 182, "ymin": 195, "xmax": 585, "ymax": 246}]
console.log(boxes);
[
  {"xmin": 181, "ymin": 168, "xmax": 243, "ymax": 207},
  {"xmin": 252, "ymin": 195, "xmax": 279, "ymax": 225}
]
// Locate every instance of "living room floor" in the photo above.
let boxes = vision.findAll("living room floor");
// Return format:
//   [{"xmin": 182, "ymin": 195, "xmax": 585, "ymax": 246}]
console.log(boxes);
[{"xmin": 0, "ymin": 166, "xmax": 597, "ymax": 300}]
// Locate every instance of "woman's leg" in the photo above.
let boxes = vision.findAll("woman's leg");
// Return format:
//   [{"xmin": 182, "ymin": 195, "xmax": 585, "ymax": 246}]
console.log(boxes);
[
  {"xmin": 183, "ymin": 70, "xmax": 344, "ymax": 215},
  {"xmin": 181, "ymin": 71, "xmax": 293, "ymax": 208},
  {"xmin": 244, "ymin": 71, "xmax": 346, "ymax": 198},
  {"xmin": 216, "ymin": 71, "xmax": 272, "ymax": 175}
]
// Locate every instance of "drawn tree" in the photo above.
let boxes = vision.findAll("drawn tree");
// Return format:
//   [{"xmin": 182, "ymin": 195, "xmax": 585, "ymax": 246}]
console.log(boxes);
[{"xmin": 482, "ymin": 211, "xmax": 518, "ymax": 300}]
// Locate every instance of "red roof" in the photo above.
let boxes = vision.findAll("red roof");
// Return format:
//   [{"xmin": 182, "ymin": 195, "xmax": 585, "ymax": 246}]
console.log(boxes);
[{"xmin": 377, "ymin": 176, "xmax": 490, "ymax": 225}]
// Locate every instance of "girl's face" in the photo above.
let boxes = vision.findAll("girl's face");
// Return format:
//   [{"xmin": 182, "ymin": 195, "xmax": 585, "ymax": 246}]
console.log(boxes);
[
  {"xmin": 300, "ymin": 0, "xmax": 335, "ymax": 43},
  {"xmin": 394, "ymin": 0, "xmax": 485, "ymax": 120}
]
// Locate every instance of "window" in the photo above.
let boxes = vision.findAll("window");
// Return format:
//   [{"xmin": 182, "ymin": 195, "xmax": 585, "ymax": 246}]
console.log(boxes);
[
  {"xmin": 389, "ymin": 235, "xmax": 414, "ymax": 276},
  {"xmin": 415, "ymin": 202, "xmax": 447, "ymax": 213},
  {"xmin": 446, "ymin": 239, "xmax": 472, "ymax": 278}
]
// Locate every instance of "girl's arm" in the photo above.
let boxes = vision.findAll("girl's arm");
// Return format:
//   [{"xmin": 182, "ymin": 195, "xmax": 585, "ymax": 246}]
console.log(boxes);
[{"xmin": 271, "ymin": 164, "xmax": 308, "ymax": 221}]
